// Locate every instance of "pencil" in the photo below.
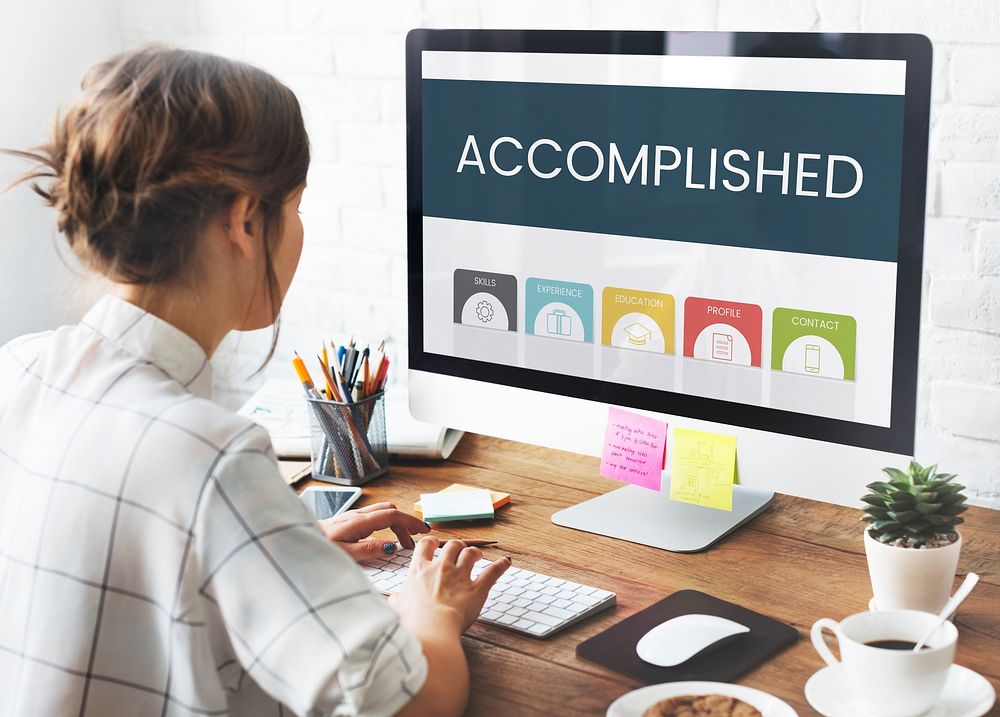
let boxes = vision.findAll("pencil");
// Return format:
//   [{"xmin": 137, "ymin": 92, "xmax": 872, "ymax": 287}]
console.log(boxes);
[
  {"xmin": 419, "ymin": 538, "xmax": 497, "ymax": 548},
  {"xmin": 316, "ymin": 355, "xmax": 343, "ymax": 402},
  {"xmin": 319, "ymin": 346, "xmax": 335, "ymax": 398},
  {"xmin": 291, "ymin": 352, "xmax": 319, "ymax": 397}
]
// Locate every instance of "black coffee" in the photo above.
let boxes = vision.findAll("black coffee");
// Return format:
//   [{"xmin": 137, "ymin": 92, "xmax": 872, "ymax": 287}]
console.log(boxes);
[{"xmin": 864, "ymin": 639, "xmax": 924, "ymax": 650}]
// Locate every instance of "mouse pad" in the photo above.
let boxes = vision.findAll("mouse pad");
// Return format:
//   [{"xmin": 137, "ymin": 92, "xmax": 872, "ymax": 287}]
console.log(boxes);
[{"xmin": 576, "ymin": 589, "xmax": 798, "ymax": 683}]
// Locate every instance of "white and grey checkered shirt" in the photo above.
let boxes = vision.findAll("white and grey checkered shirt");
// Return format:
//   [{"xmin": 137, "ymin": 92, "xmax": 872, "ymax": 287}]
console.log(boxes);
[{"xmin": 0, "ymin": 295, "xmax": 427, "ymax": 717}]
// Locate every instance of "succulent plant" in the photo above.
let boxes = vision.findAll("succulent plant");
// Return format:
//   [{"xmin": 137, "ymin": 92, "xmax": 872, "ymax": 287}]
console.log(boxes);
[{"xmin": 862, "ymin": 461, "xmax": 968, "ymax": 547}]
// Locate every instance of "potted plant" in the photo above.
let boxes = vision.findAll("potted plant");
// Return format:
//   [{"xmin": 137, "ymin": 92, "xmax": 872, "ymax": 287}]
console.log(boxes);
[{"xmin": 861, "ymin": 461, "xmax": 968, "ymax": 614}]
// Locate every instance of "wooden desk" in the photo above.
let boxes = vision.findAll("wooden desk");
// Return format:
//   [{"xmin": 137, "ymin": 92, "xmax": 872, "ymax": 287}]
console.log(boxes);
[{"xmin": 297, "ymin": 434, "xmax": 1000, "ymax": 716}]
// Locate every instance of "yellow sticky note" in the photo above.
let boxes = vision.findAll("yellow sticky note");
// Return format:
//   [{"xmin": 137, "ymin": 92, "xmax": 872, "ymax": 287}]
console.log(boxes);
[{"xmin": 670, "ymin": 428, "xmax": 737, "ymax": 511}]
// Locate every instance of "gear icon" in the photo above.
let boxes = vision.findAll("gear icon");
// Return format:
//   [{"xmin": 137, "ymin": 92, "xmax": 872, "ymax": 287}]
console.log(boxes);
[{"xmin": 475, "ymin": 300, "xmax": 495, "ymax": 323}]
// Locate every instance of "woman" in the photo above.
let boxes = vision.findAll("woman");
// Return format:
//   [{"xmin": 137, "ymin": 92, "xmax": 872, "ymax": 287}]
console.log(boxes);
[{"xmin": 0, "ymin": 45, "xmax": 508, "ymax": 716}]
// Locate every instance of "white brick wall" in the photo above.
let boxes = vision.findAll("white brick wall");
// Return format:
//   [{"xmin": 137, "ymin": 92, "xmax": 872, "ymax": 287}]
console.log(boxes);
[{"xmin": 115, "ymin": 0, "xmax": 1000, "ymax": 507}]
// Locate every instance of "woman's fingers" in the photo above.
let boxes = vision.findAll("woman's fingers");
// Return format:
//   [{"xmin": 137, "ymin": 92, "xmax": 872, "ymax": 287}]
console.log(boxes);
[
  {"xmin": 438, "ymin": 539, "xmax": 466, "ymax": 565},
  {"xmin": 455, "ymin": 546, "xmax": 482, "ymax": 574},
  {"xmin": 474, "ymin": 556, "xmax": 512, "ymax": 595},
  {"xmin": 412, "ymin": 535, "xmax": 439, "ymax": 564},
  {"xmin": 336, "ymin": 508, "xmax": 429, "ymax": 542},
  {"xmin": 337, "ymin": 539, "xmax": 397, "ymax": 562},
  {"xmin": 351, "ymin": 501, "xmax": 397, "ymax": 514},
  {"xmin": 390, "ymin": 526, "xmax": 415, "ymax": 550}
]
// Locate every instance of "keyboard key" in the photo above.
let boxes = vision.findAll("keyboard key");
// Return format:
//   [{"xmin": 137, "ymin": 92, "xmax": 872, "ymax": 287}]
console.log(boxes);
[
  {"xmin": 497, "ymin": 614, "xmax": 519, "ymax": 626},
  {"xmin": 507, "ymin": 607, "xmax": 527, "ymax": 618},
  {"xmin": 523, "ymin": 611, "xmax": 561, "ymax": 627},
  {"xmin": 482, "ymin": 610, "xmax": 503, "ymax": 621},
  {"xmin": 513, "ymin": 598, "xmax": 531, "ymax": 608},
  {"xmin": 537, "ymin": 595, "xmax": 557, "ymax": 605},
  {"xmin": 513, "ymin": 619, "xmax": 535, "ymax": 630},
  {"xmin": 543, "ymin": 606, "xmax": 575, "ymax": 620},
  {"xmin": 522, "ymin": 590, "xmax": 541, "ymax": 600},
  {"xmin": 592, "ymin": 589, "xmax": 614, "ymax": 600},
  {"xmin": 552, "ymin": 599, "xmax": 572, "ymax": 609},
  {"xmin": 527, "ymin": 623, "xmax": 549, "ymax": 635}
]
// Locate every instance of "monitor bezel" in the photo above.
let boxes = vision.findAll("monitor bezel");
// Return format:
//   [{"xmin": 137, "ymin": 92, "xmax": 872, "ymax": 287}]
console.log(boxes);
[{"xmin": 405, "ymin": 30, "xmax": 931, "ymax": 456}]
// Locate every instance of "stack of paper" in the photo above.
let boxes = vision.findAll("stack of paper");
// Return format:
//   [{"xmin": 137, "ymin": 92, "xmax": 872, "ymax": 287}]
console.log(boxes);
[
  {"xmin": 414, "ymin": 483, "xmax": 510, "ymax": 517},
  {"xmin": 238, "ymin": 378, "xmax": 464, "ymax": 460},
  {"xmin": 419, "ymin": 488, "xmax": 495, "ymax": 523}
]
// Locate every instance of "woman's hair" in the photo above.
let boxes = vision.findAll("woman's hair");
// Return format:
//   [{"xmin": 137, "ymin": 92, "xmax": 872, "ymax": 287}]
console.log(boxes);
[{"xmin": 4, "ymin": 44, "xmax": 309, "ymax": 357}]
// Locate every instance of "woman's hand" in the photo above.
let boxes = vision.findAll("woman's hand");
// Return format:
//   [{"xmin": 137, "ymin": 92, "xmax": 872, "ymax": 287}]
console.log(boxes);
[
  {"xmin": 318, "ymin": 501, "xmax": 430, "ymax": 561},
  {"xmin": 389, "ymin": 537, "xmax": 511, "ymax": 634}
]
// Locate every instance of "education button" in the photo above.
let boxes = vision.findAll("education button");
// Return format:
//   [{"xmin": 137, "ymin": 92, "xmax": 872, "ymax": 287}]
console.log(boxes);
[{"xmin": 601, "ymin": 287, "xmax": 675, "ymax": 354}]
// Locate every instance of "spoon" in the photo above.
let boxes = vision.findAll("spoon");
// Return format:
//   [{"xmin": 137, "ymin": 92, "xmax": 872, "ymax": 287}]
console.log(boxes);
[{"xmin": 913, "ymin": 572, "xmax": 979, "ymax": 652}]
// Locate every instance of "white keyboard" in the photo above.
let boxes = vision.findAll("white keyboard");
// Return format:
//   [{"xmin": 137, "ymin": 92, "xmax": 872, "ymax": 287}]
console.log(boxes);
[{"xmin": 360, "ymin": 546, "xmax": 616, "ymax": 638}]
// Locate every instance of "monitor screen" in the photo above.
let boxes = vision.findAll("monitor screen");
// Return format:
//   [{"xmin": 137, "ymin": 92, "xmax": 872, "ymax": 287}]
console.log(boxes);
[{"xmin": 407, "ymin": 31, "xmax": 930, "ymax": 455}]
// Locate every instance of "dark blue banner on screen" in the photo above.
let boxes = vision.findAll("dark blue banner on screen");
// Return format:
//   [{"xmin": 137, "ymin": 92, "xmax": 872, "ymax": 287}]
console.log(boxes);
[{"xmin": 422, "ymin": 79, "xmax": 905, "ymax": 263}]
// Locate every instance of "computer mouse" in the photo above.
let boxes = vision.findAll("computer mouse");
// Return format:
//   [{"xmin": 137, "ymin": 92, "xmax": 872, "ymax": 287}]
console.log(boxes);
[{"xmin": 636, "ymin": 613, "xmax": 750, "ymax": 667}]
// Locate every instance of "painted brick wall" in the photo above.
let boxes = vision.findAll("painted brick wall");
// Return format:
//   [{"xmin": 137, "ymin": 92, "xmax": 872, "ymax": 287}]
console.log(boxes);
[{"xmin": 116, "ymin": 0, "xmax": 1000, "ymax": 507}]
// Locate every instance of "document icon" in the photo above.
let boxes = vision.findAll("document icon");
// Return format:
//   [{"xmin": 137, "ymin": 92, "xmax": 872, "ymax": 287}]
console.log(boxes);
[
  {"xmin": 546, "ymin": 309, "xmax": 572, "ymax": 337},
  {"xmin": 712, "ymin": 333, "xmax": 733, "ymax": 361}
]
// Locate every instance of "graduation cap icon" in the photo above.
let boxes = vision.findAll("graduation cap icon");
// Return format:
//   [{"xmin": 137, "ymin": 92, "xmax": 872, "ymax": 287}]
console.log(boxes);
[{"xmin": 623, "ymin": 322, "xmax": 653, "ymax": 346}]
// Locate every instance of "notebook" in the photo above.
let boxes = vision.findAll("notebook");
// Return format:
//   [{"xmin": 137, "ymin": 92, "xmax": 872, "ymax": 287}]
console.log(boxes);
[
  {"xmin": 576, "ymin": 590, "xmax": 798, "ymax": 683},
  {"xmin": 238, "ymin": 378, "xmax": 464, "ymax": 460}
]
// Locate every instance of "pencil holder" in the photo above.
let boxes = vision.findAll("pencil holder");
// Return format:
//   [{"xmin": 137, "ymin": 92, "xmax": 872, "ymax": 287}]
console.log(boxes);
[{"xmin": 306, "ymin": 391, "xmax": 389, "ymax": 486}]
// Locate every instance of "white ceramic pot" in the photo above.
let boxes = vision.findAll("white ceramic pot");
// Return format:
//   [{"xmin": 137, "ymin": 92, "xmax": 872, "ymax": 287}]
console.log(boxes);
[{"xmin": 863, "ymin": 528, "xmax": 962, "ymax": 614}]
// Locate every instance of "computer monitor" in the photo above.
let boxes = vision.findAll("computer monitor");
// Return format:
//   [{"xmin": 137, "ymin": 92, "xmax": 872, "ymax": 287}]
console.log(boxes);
[{"xmin": 405, "ymin": 30, "xmax": 931, "ymax": 551}]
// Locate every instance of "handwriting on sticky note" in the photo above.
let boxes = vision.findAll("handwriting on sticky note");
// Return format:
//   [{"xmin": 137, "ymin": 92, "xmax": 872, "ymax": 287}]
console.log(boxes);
[
  {"xmin": 600, "ymin": 407, "xmax": 667, "ymax": 491},
  {"xmin": 670, "ymin": 428, "xmax": 737, "ymax": 511}
]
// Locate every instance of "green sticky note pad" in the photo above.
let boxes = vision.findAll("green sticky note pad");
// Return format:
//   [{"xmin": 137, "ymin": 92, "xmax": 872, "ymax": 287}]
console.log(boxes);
[
  {"xmin": 419, "ymin": 489, "xmax": 495, "ymax": 522},
  {"xmin": 670, "ymin": 428, "xmax": 737, "ymax": 511}
]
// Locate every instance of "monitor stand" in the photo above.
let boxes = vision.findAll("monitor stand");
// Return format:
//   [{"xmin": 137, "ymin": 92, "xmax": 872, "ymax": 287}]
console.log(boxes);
[{"xmin": 551, "ymin": 479, "xmax": 774, "ymax": 553}]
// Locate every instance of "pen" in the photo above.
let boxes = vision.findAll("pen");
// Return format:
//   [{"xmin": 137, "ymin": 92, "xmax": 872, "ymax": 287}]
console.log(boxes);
[{"xmin": 351, "ymin": 346, "xmax": 369, "ymax": 387}]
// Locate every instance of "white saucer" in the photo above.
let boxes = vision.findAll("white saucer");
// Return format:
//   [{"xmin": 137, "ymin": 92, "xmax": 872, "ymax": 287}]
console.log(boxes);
[
  {"xmin": 607, "ymin": 681, "xmax": 798, "ymax": 717},
  {"xmin": 804, "ymin": 664, "xmax": 995, "ymax": 717}
]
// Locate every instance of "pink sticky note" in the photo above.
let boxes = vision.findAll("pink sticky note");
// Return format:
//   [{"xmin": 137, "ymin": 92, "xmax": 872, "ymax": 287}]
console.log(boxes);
[{"xmin": 599, "ymin": 407, "xmax": 668, "ymax": 491}]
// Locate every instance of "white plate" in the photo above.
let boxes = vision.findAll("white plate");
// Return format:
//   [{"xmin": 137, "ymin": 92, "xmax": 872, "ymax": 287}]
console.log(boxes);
[
  {"xmin": 607, "ymin": 681, "xmax": 798, "ymax": 717},
  {"xmin": 804, "ymin": 664, "xmax": 996, "ymax": 717}
]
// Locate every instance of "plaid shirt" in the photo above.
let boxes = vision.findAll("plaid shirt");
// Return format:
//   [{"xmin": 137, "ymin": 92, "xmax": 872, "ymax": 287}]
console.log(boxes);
[{"xmin": 0, "ymin": 295, "xmax": 426, "ymax": 717}]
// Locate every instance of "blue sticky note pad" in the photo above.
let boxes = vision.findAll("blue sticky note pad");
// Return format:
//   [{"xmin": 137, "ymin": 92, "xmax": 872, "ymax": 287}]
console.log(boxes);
[{"xmin": 420, "ymin": 489, "xmax": 495, "ymax": 522}]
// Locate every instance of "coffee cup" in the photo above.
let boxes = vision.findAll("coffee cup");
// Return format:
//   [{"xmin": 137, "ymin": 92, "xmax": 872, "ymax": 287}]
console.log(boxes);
[{"xmin": 811, "ymin": 609, "xmax": 957, "ymax": 717}]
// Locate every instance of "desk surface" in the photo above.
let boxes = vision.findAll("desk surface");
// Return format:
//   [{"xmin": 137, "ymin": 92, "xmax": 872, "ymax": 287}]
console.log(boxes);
[{"xmin": 297, "ymin": 434, "xmax": 1000, "ymax": 716}]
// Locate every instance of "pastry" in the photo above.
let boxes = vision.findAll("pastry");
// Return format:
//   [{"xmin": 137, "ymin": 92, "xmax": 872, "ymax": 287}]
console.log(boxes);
[{"xmin": 641, "ymin": 693, "xmax": 763, "ymax": 717}]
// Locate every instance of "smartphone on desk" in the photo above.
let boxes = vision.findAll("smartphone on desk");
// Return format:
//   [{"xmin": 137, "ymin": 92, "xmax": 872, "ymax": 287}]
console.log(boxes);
[{"xmin": 299, "ymin": 485, "xmax": 362, "ymax": 520}]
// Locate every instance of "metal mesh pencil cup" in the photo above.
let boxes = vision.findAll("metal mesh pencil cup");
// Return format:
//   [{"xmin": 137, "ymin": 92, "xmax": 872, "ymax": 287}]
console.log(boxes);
[{"xmin": 306, "ymin": 391, "xmax": 388, "ymax": 486}]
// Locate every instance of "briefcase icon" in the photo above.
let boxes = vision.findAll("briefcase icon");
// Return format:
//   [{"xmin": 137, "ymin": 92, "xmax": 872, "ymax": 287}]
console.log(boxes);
[{"xmin": 546, "ymin": 309, "xmax": 572, "ymax": 336}]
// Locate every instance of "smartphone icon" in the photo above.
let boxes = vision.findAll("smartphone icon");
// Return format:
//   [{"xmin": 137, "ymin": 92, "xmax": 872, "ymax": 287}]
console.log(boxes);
[{"xmin": 805, "ymin": 344, "xmax": 821, "ymax": 373}]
